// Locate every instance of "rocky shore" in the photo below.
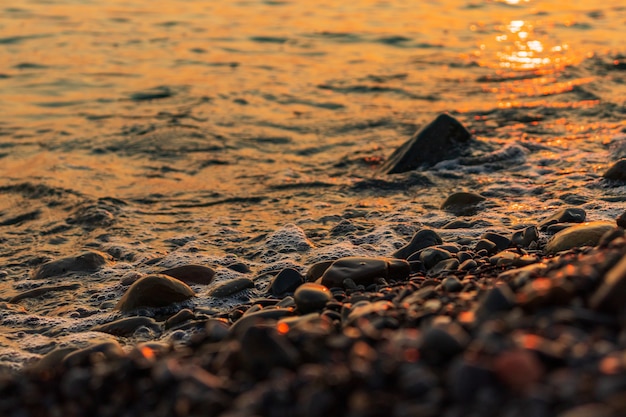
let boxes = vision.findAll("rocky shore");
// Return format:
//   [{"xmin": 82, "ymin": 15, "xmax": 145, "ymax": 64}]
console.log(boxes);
[{"xmin": 1, "ymin": 205, "xmax": 626, "ymax": 417}]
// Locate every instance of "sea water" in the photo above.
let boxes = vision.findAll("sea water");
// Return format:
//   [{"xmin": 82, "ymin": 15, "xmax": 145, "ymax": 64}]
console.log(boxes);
[{"xmin": 0, "ymin": 0, "xmax": 625, "ymax": 372}]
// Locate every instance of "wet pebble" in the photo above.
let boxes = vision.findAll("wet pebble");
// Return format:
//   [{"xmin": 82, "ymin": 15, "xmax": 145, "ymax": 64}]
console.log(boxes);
[
  {"xmin": 482, "ymin": 232, "xmax": 511, "ymax": 252},
  {"xmin": 442, "ymin": 276, "xmax": 463, "ymax": 292},
  {"xmin": 512, "ymin": 225, "xmax": 539, "ymax": 247},
  {"xmin": 418, "ymin": 247, "xmax": 453, "ymax": 269},
  {"xmin": 393, "ymin": 229, "xmax": 442, "ymax": 259},
  {"xmin": 441, "ymin": 191, "xmax": 486, "ymax": 216},
  {"xmin": 159, "ymin": 264, "xmax": 215, "ymax": 285},
  {"xmin": 33, "ymin": 251, "xmax": 110, "ymax": 279},
  {"xmin": 115, "ymin": 274, "xmax": 195, "ymax": 312},
  {"xmin": 294, "ymin": 283, "xmax": 331, "ymax": 314},
  {"xmin": 603, "ymin": 158, "xmax": 626, "ymax": 181},
  {"xmin": 539, "ymin": 207, "xmax": 586, "ymax": 231},
  {"xmin": 545, "ymin": 222, "xmax": 615, "ymax": 254},
  {"xmin": 209, "ymin": 277, "xmax": 255, "ymax": 297},
  {"xmin": 92, "ymin": 316, "xmax": 160, "ymax": 337},
  {"xmin": 320, "ymin": 257, "xmax": 410, "ymax": 288},
  {"xmin": 268, "ymin": 267, "xmax": 304, "ymax": 296}
]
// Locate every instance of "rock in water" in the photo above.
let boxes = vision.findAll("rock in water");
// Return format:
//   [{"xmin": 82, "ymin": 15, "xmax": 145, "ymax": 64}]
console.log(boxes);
[
  {"xmin": 544, "ymin": 222, "xmax": 615, "ymax": 254},
  {"xmin": 441, "ymin": 192, "xmax": 486, "ymax": 216},
  {"xmin": 320, "ymin": 257, "xmax": 410, "ymax": 288},
  {"xmin": 33, "ymin": 251, "xmax": 110, "ymax": 279},
  {"xmin": 380, "ymin": 113, "xmax": 472, "ymax": 174},
  {"xmin": 115, "ymin": 274, "xmax": 195, "ymax": 312},
  {"xmin": 603, "ymin": 159, "xmax": 626, "ymax": 182}
]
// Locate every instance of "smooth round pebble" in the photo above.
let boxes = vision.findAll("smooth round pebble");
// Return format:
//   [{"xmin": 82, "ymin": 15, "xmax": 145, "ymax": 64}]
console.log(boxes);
[
  {"xmin": 115, "ymin": 274, "xmax": 195, "ymax": 312},
  {"xmin": 294, "ymin": 283, "xmax": 331, "ymax": 313}
]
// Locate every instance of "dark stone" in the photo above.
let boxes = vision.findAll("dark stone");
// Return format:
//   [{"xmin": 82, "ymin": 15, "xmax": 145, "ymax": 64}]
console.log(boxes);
[
  {"xmin": 482, "ymin": 232, "xmax": 511, "ymax": 252},
  {"xmin": 603, "ymin": 159, "xmax": 626, "ymax": 181},
  {"xmin": 441, "ymin": 192, "xmax": 486, "ymax": 216},
  {"xmin": 393, "ymin": 229, "xmax": 443, "ymax": 259},
  {"xmin": 305, "ymin": 260, "xmax": 335, "ymax": 282},
  {"xmin": 33, "ymin": 251, "xmax": 110, "ymax": 279},
  {"xmin": 320, "ymin": 257, "xmax": 410, "ymax": 288},
  {"xmin": 512, "ymin": 226, "xmax": 539, "ymax": 247},
  {"xmin": 294, "ymin": 283, "xmax": 332, "ymax": 313},
  {"xmin": 228, "ymin": 308, "xmax": 294, "ymax": 337},
  {"xmin": 165, "ymin": 309, "xmax": 196, "ymax": 329},
  {"xmin": 474, "ymin": 239, "xmax": 497, "ymax": 254},
  {"xmin": 589, "ymin": 255, "xmax": 626, "ymax": 313},
  {"xmin": 9, "ymin": 283, "xmax": 81, "ymax": 303},
  {"xmin": 92, "ymin": 317, "xmax": 160, "ymax": 337},
  {"xmin": 419, "ymin": 247, "xmax": 453, "ymax": 270},
  {"xmin": 226, "ymin": 262, "xmax": 251, "ymax": 274},
  {"xmin": 475, "ymin": 283, "xmax": 516, "ymax": 319},
  {"xmin": 209, "ymin": 277, "xmax": 255, "ymax": 297},
  {"xmin": 268, "ymin": 268, "xmax": 304, "ymax": 296},
  {"xmin": 380, "ymin": 113, "xmax": 472, "ymax": 174},
  {"xmin": 419, "ymin": 323, "xmax": 469, "ymax": 366},
  {"xmin": 442, "ymin": 219, "xmax": 474, "ymax": 229},
  {"xmin": 429, "ymin": 258, "xmax": 460, "ymax": 275},
  {"xmin": 458, "ymin": 259, "xmax": 477, "ymax": 271},
  {"xmin": 617, "ymin": 212, "xmax": 626, "ymax": 228},
  {"xmin": 62, "ymin": 341, "xmax": 125, "ymax": 367},
  {"xmin": 115, "ymin": 274, "xmax": 195, "ymax": 312},
  {"xmin": 539, "ymin": 207, "xmax": 586, "ymax": 231},
  {"xmin": 238, "ymin": 326, "xmax": 299, "ymax": 378},
  {"xmin": 442, "ymin": 276, "xmax": 463, "ymax": 292},
  {"xmin": 159, "ymin": 264, "xmax": 215, "ymax": 285}
]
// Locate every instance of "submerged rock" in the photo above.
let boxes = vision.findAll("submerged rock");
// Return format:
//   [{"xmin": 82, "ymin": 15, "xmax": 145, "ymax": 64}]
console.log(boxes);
[
  {"xmin": 380, "ymin": 113, "xmax": 472, "ymax": 174},
  {"xmin": 33, "ymin": 251, "xmax": 110, "ymax": 279},
  {"xmin": 544, "ymin": 222, "xmax": 615, "ymax": 254},
  {"xmin": 115, "ymin": 274, "xmax": 195, "ymax": 312},
  {"xmin": 441, "ymin": 192, "xmax": 486, "ymax": 216}
]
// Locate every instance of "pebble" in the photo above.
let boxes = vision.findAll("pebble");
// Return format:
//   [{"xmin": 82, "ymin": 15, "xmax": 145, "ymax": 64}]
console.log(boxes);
[
  {"xmin": 165, "ymin": 308, "xmax": 196, "ymax": 329},
  {"xmin": 589, "ymin": 254, "xmax": 626, "ymax": 313},
  {"xmin": 92, "ymin": 316, "xmax": 160, "ymax": 337},
  {"xmin": 115, "ymin": 274, "xmax": 195, "ymax": 312},
  {"xmin": 380, "ymin": 113, "xmax": 472, "ymax": 174},
  {"xmin": 482, "ymin": 232, "xmax": 511, "ymax": 252},
  {"xmin": 305, "ymin": 260, "xmax": 334, "ymax": 282},
  {"xmin": 33, "ymin": 250, "xmax": 110, "ymax": 279},
  {"xmin": 320, "ymin": 257, "xmax": 410, "ymax": 288},
  {"xmin": 475, "ymin": 283, "xmax": 516, "ymax": 319},
  {"xmin": 294, "ymin": 283, "xmax": 332, "ymax": 313},
  {"xmin": 62, "ymin": 341, "xmax": 125, "ymax": 367},
  {"xmin": 418, "ymin": 247, "xmax": 453, "ymax": 269},
  {"xmin": 238, "ymin": 326, "xmax": 299, "ymax": 378},
  {"xmin": 393, "ymin": 229, "xmax": 442, "ymax": 259},
  {"xmin": 159, "ymin": 264, "xmax": 216, "ymax": 285},
  {"xmin": 429, "ymin": 258, "xmax": 459, "ymax": 275},
  {"xmin": 441, "ymin": 192, "xmax": 486, "ymax": 216},
  {"xmin": 539, "ymin": 207, "xmax": 586, "ymax": 231},
  {"xmin": 603, "ymin": 158, "xmax": 626, "ymax": 181},
  {"xmin": 545, "ymin": 222, "xmax": 616, "ymax": 254},
  {"xmin": 268, "ymin": 267, "xmax": 304, "ymax": 296},
  {"xmin": 617, "ymin": 212, "xmax": 626, "ymax": 228},
  {"xmin": 226, "ymin": 262, "xmax": 251, "ymax": 274},
  {"xmin": 441, "ymin": 276, "xmax": 463, "ymax": 292},
  {"xmin": 474, "ymin": 239, "xmax": 497, "ymax": 254},
  {"xmin": 442, "ymin": 219, "xmax": 475, "ymax": 229},
  {"xmin": 9, "ymin": 283, "xmax": 81, "ymax": 303},
  {"xmin": 493, "ymin": 349, "xmax": 544, "ymax": 393},
  {"xmin": 511, "ymin": 226, "xmax": 539, "ymax": 247},
  {"xmin": 419, "ymin": 322, "xmax": 469, "ymax": 366},
  {"xmin": 209, "ymin": 277, "xmax": 255, "ymax": 297}
]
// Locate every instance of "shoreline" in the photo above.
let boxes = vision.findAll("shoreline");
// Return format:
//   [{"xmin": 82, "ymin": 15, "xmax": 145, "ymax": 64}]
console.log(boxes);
[{"xmin": 2, "ymin": 207, "xmax": 626, "ymax": 416}]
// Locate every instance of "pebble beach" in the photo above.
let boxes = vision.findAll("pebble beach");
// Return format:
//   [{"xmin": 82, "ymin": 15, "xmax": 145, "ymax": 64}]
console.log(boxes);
[{"xmin": 1, "ymin": 0, "xmax": 626, "ymax": 416}]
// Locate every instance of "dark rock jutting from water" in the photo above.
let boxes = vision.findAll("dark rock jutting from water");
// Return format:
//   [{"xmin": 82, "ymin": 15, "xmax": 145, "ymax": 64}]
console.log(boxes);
[{"xmin": 380, "ymin": 113, "xmax": 472, "ymax": 174}]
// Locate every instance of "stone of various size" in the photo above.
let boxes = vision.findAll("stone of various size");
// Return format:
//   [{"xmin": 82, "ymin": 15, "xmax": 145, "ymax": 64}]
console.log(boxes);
[
  {"xmin": 545, "ymin": 222, "xmax": 616, "ymax": 254},
  {"xmin": 474, "ymin": 239, "xmax": 497, "ymax": 254},
  {"xmin": 441, "ymin": 192, "xmax": 486, "ymax": 216},
  {"xmin": 393, "ymin": 229, "xmax": 442, "ymax": 259},
  {"xmin": 209, "ymin": 277, "xmax": 255, "ymax": 297},
  {"xmin": 92, "ymin": 317, "xmax": 160, "ymax": 337},
  {"xmin": 419, "ymin": 322, "xmax": 469, "ymax": 366},
  {"xmin": 268, "ymin": 268, "xmax": 304, "ymax": 296},
  {"xmin": 603, "ymin": 159, "xmax": 626, "ymax": 181},
  {"xmin": 115, "ymin": 274, "xmax": 195, "ymax": 312},
  {"xmin": 419, "ymin": 247, "xmax": 453, "ymax": 270},
  {"xmin": 589, "ymin": 255, "xmax": 626, "ymax": 313},
  {"xmin": 458, "ymin": 259, "xmax": 477, "ymax": 271},
  {"xmin": 380, "ymin": 113, "xmax": 472, "ymax": 174},
  {"xmin": 429, "ymin": 258, "xmax": 459, "ymax": 275},
  {"xmin": 159, "ymin": 265, "xmax": 215, "ymax": 285},
  {"xmin": 539, "ymin": 207, "xmax": 586, "ymax": 231},
  {"xmin": 320, "ymin": 257, "xmax": 410, "ymax": 288},
  {"xmin": 617, "ymin": 212, "xmax": 626, "ymax": 229},
  {"xmin": 294, "ymin": 283, "xmax": 331, "ymax": 313},
  {"xmin": 441, "ymin": 276, "xmax": 463, "ymax": 292},
  {"xmin": 165, "ymin": 309, "xmax": 196, "ymax": 329},
  {"xmin": 305, "ymin": 260, "xmax": 335, "ymax": 282},
  {"xmin": 511, "ymin": 226, "xmax": 539, "ymax": 247},
  {"xmin": 475, "ymin": 283, "xmax": 516, "ymax": 319},
  {"xmin": 238, "ymin": 326, "xmax": 300, "ymax": 378},
  {"xmin": 482, "ymin": 232, "xmax": 511, "ymax": 252},
  {"xmin": 33, "ymin": 251, "xmax": 110, "ymax": 279},
  {"xmin": 226, "ymin": 262, "xmax": 251, "ymax": 274}
]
